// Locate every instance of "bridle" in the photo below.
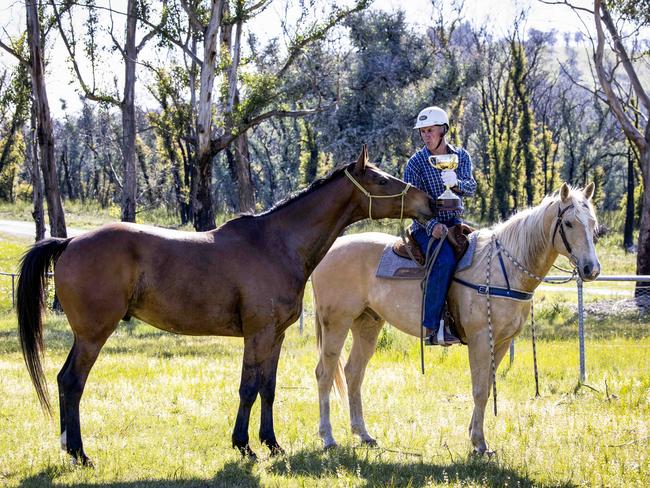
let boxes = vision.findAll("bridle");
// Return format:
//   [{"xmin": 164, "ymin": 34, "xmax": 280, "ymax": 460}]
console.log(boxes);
[
  {"xmin": 344, "ymin": 168, "xmax": 412, "ymax": 222},
  {"xmin": 551, "ymin": 203, "xmax": 577, "ymax": 264}
]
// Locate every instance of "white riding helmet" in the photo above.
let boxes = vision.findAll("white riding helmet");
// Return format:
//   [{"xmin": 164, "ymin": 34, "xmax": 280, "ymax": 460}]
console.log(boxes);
[{"xmin": 413, "ymin": 106, "xmax": 449, "ymax": 129}]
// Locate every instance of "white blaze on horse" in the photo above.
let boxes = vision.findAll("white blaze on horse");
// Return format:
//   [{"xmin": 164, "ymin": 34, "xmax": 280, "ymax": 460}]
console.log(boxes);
[{"xmin": 312, "ymin": 183, "xmax": 600, "ymax": 454}]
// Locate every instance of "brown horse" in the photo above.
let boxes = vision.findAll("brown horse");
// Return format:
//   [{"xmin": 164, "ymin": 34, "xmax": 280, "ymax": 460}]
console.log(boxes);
[
  {"xmin": 17, "ymin": 146, "xmax": 435, "ymax": 465},
  {"xmin": 312, "ymin": 183, "xmax": 600, "ymax": 454}
]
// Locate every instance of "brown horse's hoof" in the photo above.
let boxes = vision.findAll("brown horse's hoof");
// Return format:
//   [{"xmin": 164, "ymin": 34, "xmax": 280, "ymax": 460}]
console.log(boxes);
[
  {"xmin": 235, "ymin": 444, "xmax": 258, "ymax": 460},
  {"xmin": 264, "ymin": 441, "xmax": 285, "ymax": 456},
  {"xmin": 69, "ymin": 453, "xmax": 95, "ymax": 468}
]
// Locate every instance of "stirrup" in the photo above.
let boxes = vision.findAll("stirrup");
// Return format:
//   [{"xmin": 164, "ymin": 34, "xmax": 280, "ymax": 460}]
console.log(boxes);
[{"xmin": 424, "ymin": 321, "xmax": 461, "ymax": 346}]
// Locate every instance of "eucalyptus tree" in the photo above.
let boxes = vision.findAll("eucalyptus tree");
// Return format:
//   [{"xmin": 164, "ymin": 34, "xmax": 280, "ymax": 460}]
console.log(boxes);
[
  {"xmin": 0, "ymin": 1, "xmax": 67, "ymax": 239},
  {"xmin": 50, "ymin": 0, "xmax": 167, "ymax": 222},
  {"xmin": 545, "ymin": 0, "xmax": 650, "ymax": 290}
]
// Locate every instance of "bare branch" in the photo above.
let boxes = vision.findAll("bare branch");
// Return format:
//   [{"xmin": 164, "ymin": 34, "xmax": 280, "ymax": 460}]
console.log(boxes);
[
  {"xmin": 0, "ymin": 38, "xmax": 29, "ymax": 69},
  {"xmin": 212, "ymin": 105, "xmax": 333, "ymax": 153},
  {"xmin": 594, "ymin": 0, "xmax": 645, "ymax": 151},
  {"xmin": 277, "ymin": 0, "xmax": 370, "ymax": 79},
  {"xmin": 180, "ymin": 0, "xmax": 205, "ymax": 32},
  {"xmin": 49, "ymin": 0, "xmax": 121, "ymax": 106},
  {"xmin": 598, "ymin": 0, "xmax": 650, "ymax": 112}
]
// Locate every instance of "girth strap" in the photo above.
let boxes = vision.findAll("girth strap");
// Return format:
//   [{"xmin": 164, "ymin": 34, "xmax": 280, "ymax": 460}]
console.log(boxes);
[{"xmin": 453, "ymin": 277, "xmax": 533, "ymax": 301}]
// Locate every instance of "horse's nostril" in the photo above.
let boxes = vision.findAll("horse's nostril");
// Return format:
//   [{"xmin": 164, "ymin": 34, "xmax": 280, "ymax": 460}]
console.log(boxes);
[{"xmin": 583, "ymin": 264, "xmax": 592, "ymax": 276}]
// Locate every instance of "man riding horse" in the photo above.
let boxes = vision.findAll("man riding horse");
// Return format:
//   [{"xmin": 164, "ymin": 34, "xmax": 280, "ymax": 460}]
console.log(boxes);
[{"xmin": 405, "ymin": 106, "xmax": 477, "ymax": 345}]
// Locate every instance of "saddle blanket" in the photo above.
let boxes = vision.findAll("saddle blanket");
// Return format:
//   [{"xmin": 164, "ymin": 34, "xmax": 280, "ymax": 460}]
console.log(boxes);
[{"xmin": 376, "ymin": 232, "xmax": 478, "ymax": 280}]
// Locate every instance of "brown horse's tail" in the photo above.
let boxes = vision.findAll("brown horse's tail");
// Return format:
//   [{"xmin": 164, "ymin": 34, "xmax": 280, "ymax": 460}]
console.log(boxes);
[
  {"xmin": 314, "ymin": 294, "xmax": 348, "ymax": 401},
  {"xmin": 17, "ymin": 237, "xmax": 71, "ymax": 415}
]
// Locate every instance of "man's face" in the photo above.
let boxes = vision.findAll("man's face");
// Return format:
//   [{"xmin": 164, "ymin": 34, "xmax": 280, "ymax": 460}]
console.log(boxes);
[{"xmin": 419, "ymin": 125, "xmax": 445, "ymax": 147}]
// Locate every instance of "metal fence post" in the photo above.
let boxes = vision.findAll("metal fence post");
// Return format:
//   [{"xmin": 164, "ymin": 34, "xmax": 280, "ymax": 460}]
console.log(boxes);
[
  {"xmin": 11, "ymin": 274, "xmax": 15, "ymax": 309},
  {"xmin": 577, "ymin": 277, "xmax": 585, "ymax": 383},
  {"xmin": 299, "ymin": 307, "xmax": 304, "ymax": 335},
  {"xmin": 509, "ymin": 339, "xmax": 514, "ymax": 366}
]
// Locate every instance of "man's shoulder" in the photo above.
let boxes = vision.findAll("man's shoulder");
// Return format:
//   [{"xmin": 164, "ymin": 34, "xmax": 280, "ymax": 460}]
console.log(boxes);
[{"xmin": 408, "ymin": 147, "xmax": 429, "ymax": 166}]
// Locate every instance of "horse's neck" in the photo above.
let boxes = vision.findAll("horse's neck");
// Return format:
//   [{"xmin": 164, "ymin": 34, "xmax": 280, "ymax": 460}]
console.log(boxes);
[
  {"xmin": 265, "ymin": 177, "xmax": 360, "ymax": 279},
  {"xmin": 493, "ymin": 202, "xmax": 559, "ymax": 292}
]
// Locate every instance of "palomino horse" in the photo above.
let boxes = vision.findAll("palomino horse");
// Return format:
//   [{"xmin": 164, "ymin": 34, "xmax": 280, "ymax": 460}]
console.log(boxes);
[
  {"xmin": 17, "ymin": 147, "xmax": 436, "ymax": 465},
  {"xmin": 312, "ymin": 183, "xmax": 600, "ymax": 454}
]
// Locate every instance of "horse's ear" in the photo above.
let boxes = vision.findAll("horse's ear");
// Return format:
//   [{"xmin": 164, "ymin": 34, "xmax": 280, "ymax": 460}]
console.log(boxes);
[
  {"xmin": 560, "ymin": 182, "xmax": 570, "ymax": 203},
  {"xmin": 583, "ymin": 182, "xmax": 595, "ymax": 200},
  {"xmin": 355, "ymin": 144, "xmax": 368, "ymax": 172}
]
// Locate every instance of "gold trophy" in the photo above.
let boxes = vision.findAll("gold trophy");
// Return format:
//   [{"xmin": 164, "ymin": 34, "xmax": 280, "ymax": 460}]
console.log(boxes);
[{"xmin": 428, "ymin": 154, "xmax": 463, "ymax": 212}]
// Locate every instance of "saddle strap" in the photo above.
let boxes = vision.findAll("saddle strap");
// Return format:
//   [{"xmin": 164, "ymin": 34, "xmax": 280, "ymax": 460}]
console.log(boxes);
[{"xmin": 453, "ymin": 277, "xmax": 533, "ymax": 301}]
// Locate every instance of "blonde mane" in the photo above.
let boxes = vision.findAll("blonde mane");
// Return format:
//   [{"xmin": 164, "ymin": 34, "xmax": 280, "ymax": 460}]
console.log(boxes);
[{"xmin": 482, "ymin": 187, "xmax": 597, "ymax": 271}]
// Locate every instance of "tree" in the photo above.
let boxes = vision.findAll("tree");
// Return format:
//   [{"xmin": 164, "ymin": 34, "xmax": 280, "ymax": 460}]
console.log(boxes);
[
  {"xmin": 51, "ymin": 0, "xmax": 166, "ymax": 222},
  {"xmin": 1, "ymin": 1, "xmax": 68, "ymax": 239},
  {"xmin": 592, "ymin": 0, "xmax": 650, "ymax": 295}
]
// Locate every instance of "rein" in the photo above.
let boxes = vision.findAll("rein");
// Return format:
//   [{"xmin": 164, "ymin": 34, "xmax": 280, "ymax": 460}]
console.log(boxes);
[
  {"xmin": 479, "ymin": 203, "xmax": 580, "ymax": 416},
  {"xmin": 344, "ymin": 168, "xmax": 412, "ymax": 222}
]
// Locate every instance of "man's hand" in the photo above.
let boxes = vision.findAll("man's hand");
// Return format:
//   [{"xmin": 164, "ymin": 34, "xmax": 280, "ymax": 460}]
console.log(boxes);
[
  {"xmin": 441, "ymin": 170, "xmax": 458, "ymax": 188},
  {"xmin": 431, "ymin": 223, "xmax": 448, "ymax": 239}
]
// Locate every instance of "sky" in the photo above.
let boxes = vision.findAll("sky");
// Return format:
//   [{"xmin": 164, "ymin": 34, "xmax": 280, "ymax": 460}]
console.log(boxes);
[{"xmin": 0, "ymin": 0, "xmax": 599, "ymax": 117}]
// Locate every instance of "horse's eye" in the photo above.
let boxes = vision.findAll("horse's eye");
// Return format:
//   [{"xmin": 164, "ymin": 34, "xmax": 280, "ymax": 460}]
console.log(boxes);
[
  {"xmin": 378, "ymin": 178, "xmax": 388, "ymax": 186},
  {"xmin": 564, "ymin": 221, "xmax": 573, "ymax": 229}
]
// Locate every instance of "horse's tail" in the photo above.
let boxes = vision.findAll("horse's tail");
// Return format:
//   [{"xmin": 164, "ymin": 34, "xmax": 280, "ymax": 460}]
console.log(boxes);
[
  {"xmin": 17, "ymin": 237, "xmax": 72, "ymax": 415},
  {"xmin": 314, "ymin": 294, "xmax": 348, "ymax": 401}
]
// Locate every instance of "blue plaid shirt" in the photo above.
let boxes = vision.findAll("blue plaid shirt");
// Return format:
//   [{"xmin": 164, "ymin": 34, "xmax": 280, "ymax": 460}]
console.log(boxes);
[{"xmin": 404, "ymin": 144, "xmax": 476, "ymax": 236}]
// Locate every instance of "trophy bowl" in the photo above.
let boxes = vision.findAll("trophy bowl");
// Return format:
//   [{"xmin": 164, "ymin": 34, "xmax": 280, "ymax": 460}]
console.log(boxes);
[
  {"xmin": 428, "ymin": 153, "xmax": 459, "ymax": 171},
  {"xmin": 428, "ymin": 154, "xmax": 462, "ymax": 210}
]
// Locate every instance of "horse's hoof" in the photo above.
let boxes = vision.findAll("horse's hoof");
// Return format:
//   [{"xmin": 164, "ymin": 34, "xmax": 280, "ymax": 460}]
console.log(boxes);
[
  {"xmin": 472, "ymin": 446, "xmax": 495, "ymax": 458},
  {"xmin": 323, "ymin": 440, "xmax": 338, "ymax": 450},
  {"xmin": 70, "ymin": 453, "xmax": 94, "ymax": 468},
  {"xmin": 268, "ymin": 443, "xmax": 285, "ymax": 457},
  {"xmin": 235, "ymin": 444, "xmax": 257, "ymax": 460},
  {"xmin": 361, "ymin": 438, "xmax": 378, "ymax": 447}
]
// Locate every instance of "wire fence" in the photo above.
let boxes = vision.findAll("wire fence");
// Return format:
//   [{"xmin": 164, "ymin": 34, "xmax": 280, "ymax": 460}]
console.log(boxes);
[{"xmin": 2, "ymin": 268, "xmax": 648, "ymax": 382}]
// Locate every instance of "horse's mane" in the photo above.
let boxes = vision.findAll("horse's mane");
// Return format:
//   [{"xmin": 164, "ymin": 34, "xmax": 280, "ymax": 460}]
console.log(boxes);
[
  {"xmin": 234, "ymin": 161, "xmax": 377, "ymax": 220},
  {"xmin": 488, "ymin": 186, "xmax": 596, "ymax": 270}
]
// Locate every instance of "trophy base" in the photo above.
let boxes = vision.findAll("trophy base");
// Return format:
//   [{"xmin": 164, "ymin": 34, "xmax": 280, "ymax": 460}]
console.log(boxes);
[{"xmin": 436, "ymin": 197, "xmax": 463, "ymax": 212}]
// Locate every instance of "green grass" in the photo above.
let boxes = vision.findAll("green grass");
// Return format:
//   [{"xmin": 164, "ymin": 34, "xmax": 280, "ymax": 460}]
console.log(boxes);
[
  {"xmin": 0, "ymin": 211, "xmax": 647, "ymax": 486},
  {"xmin": 0, "ymin": 312, "xmax": 648, "ymax": 487}
]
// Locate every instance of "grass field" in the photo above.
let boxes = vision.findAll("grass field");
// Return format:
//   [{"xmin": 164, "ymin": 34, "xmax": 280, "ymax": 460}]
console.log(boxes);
[{"xmin": 0, "ymin": 221, "xmax": 648, "ymax": 486}]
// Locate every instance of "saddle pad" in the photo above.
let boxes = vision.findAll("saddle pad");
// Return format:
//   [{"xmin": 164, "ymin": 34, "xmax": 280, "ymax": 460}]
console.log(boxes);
[
  {"xmin": 376, "ymin": 231, "xmax": 479, "ymax": 280},
  {"xmin": 456, "ymin": 231, "xmax": 478, "ymax": 272},
  {"xmin": 376, "ymin": 244, "xmax": 425, "ymax": 280}
]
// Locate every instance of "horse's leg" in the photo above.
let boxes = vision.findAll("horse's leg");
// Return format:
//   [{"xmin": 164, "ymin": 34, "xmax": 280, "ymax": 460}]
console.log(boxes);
[
  {"xmin": 258, "ymin": 332, "xmax": 286, "ymax": 455},
  {"xmin": 315, "ymin": 319, "xmax": 350, "ymax": 449},
  {"xmin": 467, "ymin": 334, "xmax": 512, "ymax": 455},
  {"xmin": 346, "ymin": 313, "xmax": 383, "ymax": 445},
  {"xmin": 58, "ymin": 331, "xmax": 113, "ymax": 466},
  {"xmin": 232, "ymin": 325, "xmax": 281, "ymax": 458}
]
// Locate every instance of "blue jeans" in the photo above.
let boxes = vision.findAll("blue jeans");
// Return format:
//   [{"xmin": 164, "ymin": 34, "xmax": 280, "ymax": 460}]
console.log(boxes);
[{"xmin": 412, "ymin": 224, "xmax": 459, "ymax": 330}]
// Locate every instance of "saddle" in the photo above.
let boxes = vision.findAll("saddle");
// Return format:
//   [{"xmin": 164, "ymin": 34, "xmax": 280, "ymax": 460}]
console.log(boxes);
[{"xmin": 392, "ymin": 223, "xmax": 476, "ymax": 265}]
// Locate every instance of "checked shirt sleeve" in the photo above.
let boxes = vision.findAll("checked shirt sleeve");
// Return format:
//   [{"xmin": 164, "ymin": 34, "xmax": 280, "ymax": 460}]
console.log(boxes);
[
  {"xmin": 405, "ymin": 158, "xmax": 438, "ymax": 236},
  {"xmin": 455, "ymin": 149, "xmax": 477, "ymax": 196}
]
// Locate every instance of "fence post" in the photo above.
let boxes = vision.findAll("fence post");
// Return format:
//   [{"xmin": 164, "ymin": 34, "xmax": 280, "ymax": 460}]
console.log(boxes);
[
  {"xmin": 577, "ymin": 277, "xmax": 585, "ymax": 383},
  {"xmin": 11, "ymin": 274, "xmax": 15, "ymax": 309},
  {"xmin": 509, "ymin": 339, "xmax": 514, "ymax": 366},
  {"xmin": 299, "ymin": 307, "xmax": 304, "ymax": 335}
]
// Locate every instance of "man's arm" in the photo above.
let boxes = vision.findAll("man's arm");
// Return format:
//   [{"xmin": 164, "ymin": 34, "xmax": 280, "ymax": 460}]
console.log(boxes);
[
  {"xmin": 405, "ymin": 160, "xmax": 439, "ymax": 236},
  {"xmin": 454, "ymin": 149, "xmax": 477, "ymax": 196}
]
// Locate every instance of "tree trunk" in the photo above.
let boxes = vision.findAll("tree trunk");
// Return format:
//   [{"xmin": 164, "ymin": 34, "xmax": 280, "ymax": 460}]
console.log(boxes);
[
  {"xmin": 624, "ymin": 144, "xmax": 635, "ymax": 250},
  {"xmin": 233, "ymin": 133, "xmax": 255, "ymax": 213},
  {"xmin": 192, "ymin": 0, "xmax": 222, "ymax": 231},
  {"xmin": 121, "ymin": 0, "xmax": 138, "ymax": 222},
  {"xmin": 636, "ymin": 148, "xmax": 650, "ymax": 298},
  {"xmin": 29, "ymin": 104, "xmax": 45, "ymax": 242},
  {"xmin": 26, "ymin": 0, "xmax": 67, "ymax": 238}
]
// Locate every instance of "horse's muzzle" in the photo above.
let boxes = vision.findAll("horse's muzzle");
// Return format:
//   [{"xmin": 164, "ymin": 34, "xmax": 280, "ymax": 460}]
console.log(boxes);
[{"xmin": 579, "ymin": 260, "xmax": 601, "ymax": 281}]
